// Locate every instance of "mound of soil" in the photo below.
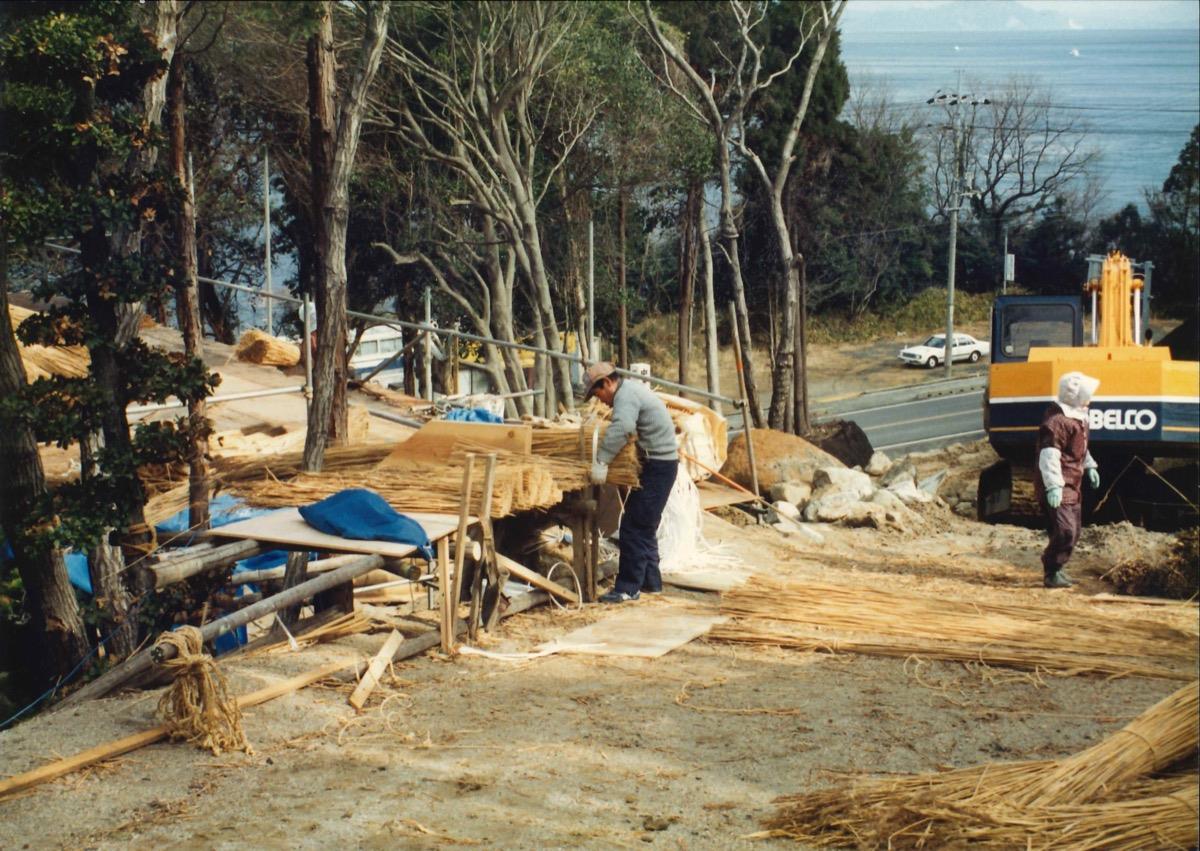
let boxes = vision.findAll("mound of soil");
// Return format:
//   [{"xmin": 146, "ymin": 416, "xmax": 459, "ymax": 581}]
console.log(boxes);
[
  {"xmin": 722, "ymin": 428, "xmax": 842, "ymax": 490},
  {"xmin": 1107, "ymin": 526, "xmax": 1200, "ymax": 599}
]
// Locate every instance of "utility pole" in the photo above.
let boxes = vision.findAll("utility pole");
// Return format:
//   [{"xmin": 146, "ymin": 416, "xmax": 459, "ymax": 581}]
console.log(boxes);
[
  {"xmin": 927, "ymin": 81, "xmax": 989, "ymax": 379},
  {"xmin": 945, "ymin": 134, "xmax": 961, "ymax": 378}
]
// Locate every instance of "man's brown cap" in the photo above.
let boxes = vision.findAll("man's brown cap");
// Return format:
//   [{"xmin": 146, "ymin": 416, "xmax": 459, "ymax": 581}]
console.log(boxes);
[{"xmin": 582, "ymin": 361, "xmax": 617, "ymax": 400}]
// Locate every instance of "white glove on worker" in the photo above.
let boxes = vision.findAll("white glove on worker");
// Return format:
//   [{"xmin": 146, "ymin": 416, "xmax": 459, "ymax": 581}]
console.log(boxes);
[
  {"xmin": 1086, "ymin": 468, "xmax": 1100, "ymax": 490},
  {"xmin": 590, "ymin": 461, "xmax": 609, "ymax": 485}
]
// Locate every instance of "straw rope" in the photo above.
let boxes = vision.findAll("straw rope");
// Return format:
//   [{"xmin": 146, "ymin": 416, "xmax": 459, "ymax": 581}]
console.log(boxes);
[{"xmin": 155, "ymin": 627, "xmax": 253, "ymax": 756}]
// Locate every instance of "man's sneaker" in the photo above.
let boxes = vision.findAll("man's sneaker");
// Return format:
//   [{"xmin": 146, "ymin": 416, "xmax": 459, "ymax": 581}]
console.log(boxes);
[
  {"xmin": 599, "ymin": 589, "xmax": 640, "ymax": 604},
  {"xmin": 1044, "ymin": 571, "xmax": 1074, "ymax": 589}
]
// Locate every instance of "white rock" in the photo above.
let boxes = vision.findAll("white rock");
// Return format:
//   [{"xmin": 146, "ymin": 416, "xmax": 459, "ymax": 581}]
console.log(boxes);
[
  {"xmin": 811, "ymin": 467, "xmax": 875, "ymax": 501},
  {"xmin": 867, "ymin": 487, "xmax": 907, "ymax": 512},
  {"xmin": 768, "ymin": 481, "xmax": 812, "ymax": 507},
  {"xmin": 865, "ymin": 450, "xmax": 892, "ymax": 477},
  {"xmin": 880, "ymin": 460, "xmax": 917, "ymax": 489},
  {"xmin": 918, "ymin": 470, "xmax": 948, "ymax": 496},
  {"xmin": 772, "ymin": 500, "xmax": 801, "ymax": 520},
  {"xmin": 886, "ymin": 478, "xmax": 934, "ymax": 504}
]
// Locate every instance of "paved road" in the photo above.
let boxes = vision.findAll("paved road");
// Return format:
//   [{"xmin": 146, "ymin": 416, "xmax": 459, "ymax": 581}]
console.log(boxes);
[
  {"xmin": 820, "ymin": 387, "xmax": 986, "ymax": 455},
  {"xmin": 728, "ymin": 376, "xmax": 988, "ymax": 455}
]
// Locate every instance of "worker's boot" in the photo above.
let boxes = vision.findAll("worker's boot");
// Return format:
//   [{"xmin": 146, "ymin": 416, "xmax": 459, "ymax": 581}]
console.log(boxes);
[{"xmin": 1043, "ymin": 570, "xmax": 1074, "ymax": 589}]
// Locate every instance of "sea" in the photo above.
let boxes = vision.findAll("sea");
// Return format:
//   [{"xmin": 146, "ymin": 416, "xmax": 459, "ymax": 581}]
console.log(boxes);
[{"xmin": 839, "ymin": 28, "xmax": 1200, "ymax": 214}]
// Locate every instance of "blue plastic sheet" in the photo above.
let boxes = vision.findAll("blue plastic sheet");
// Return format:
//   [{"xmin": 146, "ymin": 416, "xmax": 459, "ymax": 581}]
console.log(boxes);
[
  {"xmin": 298, "ymin": 488, "xmax": 432, "ymax": 561},
  {"xmin": 444, "ymin": 407, "xmax": 503, "ymax": 424}
]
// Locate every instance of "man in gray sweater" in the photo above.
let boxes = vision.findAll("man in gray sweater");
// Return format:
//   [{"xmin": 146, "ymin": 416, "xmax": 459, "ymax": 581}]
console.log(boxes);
[{"xmin": 583, "ymin": 362, "xmax": 680, "ymax": 603}]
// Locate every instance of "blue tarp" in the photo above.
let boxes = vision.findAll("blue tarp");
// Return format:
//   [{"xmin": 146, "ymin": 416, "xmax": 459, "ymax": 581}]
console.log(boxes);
[
  {"xmin": 444, "ymin": 407, "xmax": 503, "ymax": 424},
  {"xmin": 298, "ymin": 488, "xmax": 432, "ymax": 561}
]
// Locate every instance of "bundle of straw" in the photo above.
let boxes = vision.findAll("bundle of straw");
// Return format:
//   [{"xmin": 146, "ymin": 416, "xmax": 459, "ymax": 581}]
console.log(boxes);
[
  {"xmin": 233, "ymin": 329, "xmax": 300, "ymax": 367},
  {"xmin": 9, "ymin": 305, "xmax": 91, "ymax": 380},
  {"xmin": 714, "ymin": 576, "xmax": 1196, "ymax": 679},
  {"xmin": 761, "ymin": 681, "xmax": 1199, "ymax": 849},
  {"xmin": 530, "ymin": 424, "xmax": 641, "ymax": 485},
  {"xmin": 212, "ymin": 443, "xmax": 396, "ymax": 485}
]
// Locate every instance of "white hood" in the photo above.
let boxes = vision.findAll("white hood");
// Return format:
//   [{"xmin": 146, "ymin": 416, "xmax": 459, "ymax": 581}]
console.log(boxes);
[{"xmin": 1057, "ymin": 371, "xmax": 1100, "ymax": 421}]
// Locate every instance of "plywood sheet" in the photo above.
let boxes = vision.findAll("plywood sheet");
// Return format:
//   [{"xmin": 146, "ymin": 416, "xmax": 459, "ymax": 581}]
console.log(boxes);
[
  {"xmin": 539, "ymin": 609, "xmax": 727, "ymax": 658},
  {"xmin": 377, "ymin": 420, "xmax": 532, "ymax": 467},
  {"xmin": 697, "ymin": 479, "xmax": 751, "ymax": 510},
  {"xmin": 210, "ymin": 507, "xmax": 462, "ymax": 556}
]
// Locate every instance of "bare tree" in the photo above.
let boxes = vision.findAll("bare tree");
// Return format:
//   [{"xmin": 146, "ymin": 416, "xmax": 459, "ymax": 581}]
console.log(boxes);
[
  {"xmin": 639, "ymin": 0, "xmax": 765, "ymax": 427},
  {"xmin": 929, "ymin": 77, "xmax": 1099, "ymax": 282},
  {"xmin": 726, "ymin": 0, "xmax": 845, "ymax": 433},
  {"xmin": 379, "ymin": 2, "xmax": 600, "ymax": 411}
]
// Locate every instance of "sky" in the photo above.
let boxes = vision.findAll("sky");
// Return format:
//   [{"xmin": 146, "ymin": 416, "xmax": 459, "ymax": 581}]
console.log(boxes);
[{"xmin": 841, "ymin": 0, "xmax": 1200, "ymax": 33}]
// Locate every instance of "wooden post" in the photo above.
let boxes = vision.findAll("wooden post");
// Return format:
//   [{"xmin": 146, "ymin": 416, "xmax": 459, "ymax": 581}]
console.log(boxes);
[
  {"xmin": 467, "ymin": 454, "xmax": 497, "ymax": 640},
  {"xmin": 450, "ymin": 453, "xmax": 476, "ymax": 634},
  {"xmin": 436, "ymin": 537, "xmax": 452, "ymax": 654},
  {"xmin": 729, "ymin": 301, "xmax": 760, "ymax": 501}
]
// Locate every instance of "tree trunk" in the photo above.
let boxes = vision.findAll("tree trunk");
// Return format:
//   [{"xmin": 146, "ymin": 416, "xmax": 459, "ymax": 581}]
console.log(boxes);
[
  {"xmin": 794, "ymin": 255, "xmax": 810, "ymax": 434},
  {"xmin": 617, "ymin": 186, "xmax": 629, "ymax": 369},
  {"xmin": 559, "ymin": 173, "xmax": 590, "ymax": 362},
  {"xmin": 284, "ymin": 0, "xmax": 388, "ymax": 626},
  {"xmin": 717, "ymin": 143, "xmax": 764, "ymax": 428},
  {"xmin": 0, "ymin": 232, "xmax": 91, "ymax": 683},
  {"xmin": 79, "ymin": 433, "xmax": 137, "ymax": 659},
  {"xmin": 767, "ymin": 190, "xmax": 798, "ymax": 430},
  {"xmin": 168, "ymin": 52, "xmax": 210, "ymax": 530},
  {"xmin": 678, "ymin": 181, "xmax": 700, "ymax": 393},
  {"xmin": 699, "ymin": 216, "xmax": 720, "ymax": 411}
]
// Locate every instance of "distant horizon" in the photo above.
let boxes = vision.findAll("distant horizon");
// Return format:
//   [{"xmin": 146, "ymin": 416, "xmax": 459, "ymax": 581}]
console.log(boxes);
[{"xmin": 846, "ymin": 26, "xmax": 1192, "ymax": 35}]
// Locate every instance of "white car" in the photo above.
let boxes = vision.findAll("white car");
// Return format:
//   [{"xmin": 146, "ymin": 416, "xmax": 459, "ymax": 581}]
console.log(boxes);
[{"xmin": 898, "ymin": 333, "xmax": 989, "ymax": 368}]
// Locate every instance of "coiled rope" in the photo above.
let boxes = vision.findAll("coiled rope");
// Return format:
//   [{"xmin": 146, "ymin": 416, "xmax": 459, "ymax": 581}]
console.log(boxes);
[{"xmin": 155, "ymin": 626, "xmax": 253, "ymax": 756}]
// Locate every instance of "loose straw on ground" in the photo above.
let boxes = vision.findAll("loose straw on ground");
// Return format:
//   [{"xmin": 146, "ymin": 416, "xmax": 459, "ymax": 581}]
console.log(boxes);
[
  {"xmin": 714, "ymin": 576, "xmax": 1196, "ymax": 679},
  {"xmin": 759, "ymin": 681, "xmax": 1199, "ymax": 849}
]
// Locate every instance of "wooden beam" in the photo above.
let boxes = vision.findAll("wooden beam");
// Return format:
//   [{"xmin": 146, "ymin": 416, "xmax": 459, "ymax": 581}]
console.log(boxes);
[
  {"xmin": 496, "ymin": 554, "xmax": 579, "ymax": 604},
  {"xmin": 143, "ymin": 539, "xmax": 264, "ymax": 591},
  {"xmin": 53, "ymin": 553, "xmax": 384, "ymax": 710},
  {"xmin": 436, "ymin": 537, "xmax": 452, "ymax": 654},
  {"xmin": 348, "ymin": 630, "xmax": 404, "ymax": 711}
]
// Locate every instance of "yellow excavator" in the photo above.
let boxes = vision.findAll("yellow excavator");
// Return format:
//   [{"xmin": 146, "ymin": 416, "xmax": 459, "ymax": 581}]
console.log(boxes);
[{"xmin": 978, "ymin": 251, "xmax": 1199, "ymax": 527}]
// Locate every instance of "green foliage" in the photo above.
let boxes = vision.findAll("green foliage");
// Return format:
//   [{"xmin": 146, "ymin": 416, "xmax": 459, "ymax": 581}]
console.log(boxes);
[
  {"xmin": 807, "ymin": 289, "xmax": 995, "ymax": 345},
  {"xmin": 0, "ymin": 2, "xmax": 218, "ymax": 557}
]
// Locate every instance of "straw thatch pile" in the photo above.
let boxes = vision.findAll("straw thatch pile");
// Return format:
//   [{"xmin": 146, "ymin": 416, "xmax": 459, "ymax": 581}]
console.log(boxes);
[
  {"xmin": 759, "ymin": 681, "xmax": 1199, "ymax": 849},
  {"xmin": 228, "ymin": 446, "xmax": 593, "ymax": 518},
  {"xmin": 233, "ymin": 329, "xmax": 300, "ymax": 367},
  {"xmin": 1106, "ymin": 527, "xmax": 1200, "ymax": 600},
  {"xmin": 713, "ymin": 576, "xmax": 1197, "ymax": 680},
  {"xmin": 8, "ymin": 305, "xmax": 90, "ymax": 381}
]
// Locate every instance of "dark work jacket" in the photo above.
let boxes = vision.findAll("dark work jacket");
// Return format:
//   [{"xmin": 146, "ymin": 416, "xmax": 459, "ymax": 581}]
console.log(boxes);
[{"xmin": 1035, "ymin": 403, "xmax": 1090, "ymax": 506}]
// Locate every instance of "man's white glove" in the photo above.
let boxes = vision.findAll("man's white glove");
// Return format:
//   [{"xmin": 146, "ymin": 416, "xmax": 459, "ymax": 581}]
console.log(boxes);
[
  {"xmin": 1046, "ymin": 487, "xmax": 1063, "ymax": 509},
  {"xmin": 1086, "ymin": 468, "xmax": 1100, "ymax": 489},
  {"xmin": 590, "ymin": 461, "xmax": 609, "ymax": 485}
]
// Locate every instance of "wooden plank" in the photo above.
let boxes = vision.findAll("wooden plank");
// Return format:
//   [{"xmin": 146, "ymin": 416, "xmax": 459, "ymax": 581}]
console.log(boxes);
[
  {"xmin": 376, "ymin": 420, "xmax": 531, "ymax": 467},
  {"xmin": 697, "ymin": 479, "xmax": 753, "ymax": 510},
  {"xmin": 348, "ymin": 630, "xmax": 404, "ymax": 711},
  {"xmin": 539, "ymin": 609, "xmax": 728, "ymax": 658},
  {"xmin": 208, "ymin": 508, "xmax": 461, "ymax": 557},
  {"xmin": 496, "ymin": 554, "xmax": 579, "ymax": 604}
]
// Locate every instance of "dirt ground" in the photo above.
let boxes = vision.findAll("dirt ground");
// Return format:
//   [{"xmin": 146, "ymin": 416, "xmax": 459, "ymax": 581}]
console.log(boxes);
[
  {"xmin": 2, "ymin": 321, "xmax": 1195, "ymax": 848},
  {"xmin": 1, "ymin": 506, "xmax": 1194, "ymax": 850}
]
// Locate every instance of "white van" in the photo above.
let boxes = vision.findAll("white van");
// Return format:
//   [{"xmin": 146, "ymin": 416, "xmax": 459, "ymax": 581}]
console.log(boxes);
[{"xmin": 350, "ymin": 324, "xmax": 406, "ymax": 382}]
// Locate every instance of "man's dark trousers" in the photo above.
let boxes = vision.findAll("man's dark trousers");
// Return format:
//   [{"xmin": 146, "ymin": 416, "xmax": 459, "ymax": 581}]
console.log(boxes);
[{"xmin": 613, "ymin": 459, "xmax": 678, "ymax": 595}]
